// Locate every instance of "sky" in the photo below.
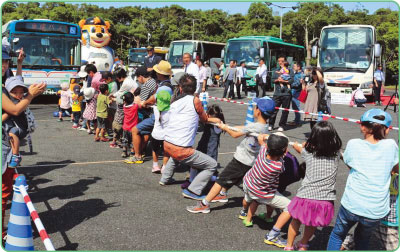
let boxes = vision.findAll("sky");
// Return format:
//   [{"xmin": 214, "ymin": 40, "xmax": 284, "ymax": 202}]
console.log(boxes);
[{"xmin": 84, "ymin": 1, "xmax": 399, "ymax": 15}]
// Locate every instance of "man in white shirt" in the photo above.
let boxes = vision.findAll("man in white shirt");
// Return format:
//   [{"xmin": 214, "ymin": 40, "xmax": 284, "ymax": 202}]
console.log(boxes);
[
  {"xmin": 236, "ymin": 61, "xmax": 247, "ymax": 98},
  {"xmin": 255, "ymin": 58, "xmax": 267, "ymax": 97},
  {"xmin": 183, "ymin": 53, "xmax": 200, "ymax": 94},
  {"xmin": 197, "ymin": 59, "xmax": 208, "ymax": 92}
]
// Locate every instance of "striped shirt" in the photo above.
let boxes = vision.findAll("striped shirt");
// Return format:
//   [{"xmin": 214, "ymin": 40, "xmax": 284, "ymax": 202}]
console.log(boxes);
[
  {"xmin": 243, "ymin": 145, "xmax": 284, "ymax": 199},
  {"xmin": 139, "ymin": 78, "xmax": 157, "ymax": 102}
]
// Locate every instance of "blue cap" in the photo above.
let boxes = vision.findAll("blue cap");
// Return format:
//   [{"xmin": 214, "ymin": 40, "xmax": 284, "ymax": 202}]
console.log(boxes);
[
  {"xmin": 360, "ymin": 109, "xmax": 392, "ymax": 127},
  {"xmin": 2, "ymin": 44, "xmax": 11, "ymax": 60},
  {"xmin": 253, "ymin": 96, "xmax": 275, "ymax": 116}
]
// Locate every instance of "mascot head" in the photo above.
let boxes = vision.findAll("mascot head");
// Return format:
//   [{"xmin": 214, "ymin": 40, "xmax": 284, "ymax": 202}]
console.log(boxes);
[{"xmin": 79, "ymin": 17, "xmax": 111, "ymax": 48}]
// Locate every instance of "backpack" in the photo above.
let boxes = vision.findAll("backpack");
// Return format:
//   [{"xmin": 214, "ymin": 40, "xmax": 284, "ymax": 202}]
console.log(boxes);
[{"xmin": 278, "ymin": 152, "xmax": 305, "ymax": 193}]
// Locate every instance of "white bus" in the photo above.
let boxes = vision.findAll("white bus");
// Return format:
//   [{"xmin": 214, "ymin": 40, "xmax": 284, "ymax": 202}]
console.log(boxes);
[
  {"xmin": 313, "ymin": 25, "xmax": 382, "ymax": 95},
  {"xmin": 166, "ymin": 40, "xmax": 225, "ymax": 75}
]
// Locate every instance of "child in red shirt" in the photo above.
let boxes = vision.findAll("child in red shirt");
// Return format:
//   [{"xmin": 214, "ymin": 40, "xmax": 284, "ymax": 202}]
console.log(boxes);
[{"xmin": 121, "ymin": 92, "xmax": 139, "ymax": 157}]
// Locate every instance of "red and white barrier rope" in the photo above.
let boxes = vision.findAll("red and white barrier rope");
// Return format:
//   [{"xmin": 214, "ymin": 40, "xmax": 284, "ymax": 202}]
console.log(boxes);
[
  {"xmin": 18, "ymin": 184, "xmax": 55, "ymax": 251},
  {"xmin": 207, "ymin": 95, "xmax": 399, "ymax": 131}
]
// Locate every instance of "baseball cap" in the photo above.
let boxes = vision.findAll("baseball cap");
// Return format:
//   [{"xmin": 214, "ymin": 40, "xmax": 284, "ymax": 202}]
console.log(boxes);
[
  {"xmin": 5, "ymin": 76, "xmax": 27, "ymax": 93},
  {"xmin": 171, "ymin": 72, "xmax": 185, "ymax": 86},
  {"xmin": 2, "ymin": 44, "xmax": 11, "ymax": 60},
  {"xmin": 73, "ymin": 84, "xmax": 80, "ymax": 94},
  {"xmin": 135, "ymin": 66, "xmax": 148, "ymax": 77},
  {"xmin": 360, "ymin": 109, "xmax": 392, "ymax": 128},
  {"xmin": 267, "ymin": 132, "xmax": 289, "ymax": 154},
  {"xmin": 252, "ymin": 97, "xmax": 275, "ymax": 116},
  {"xmin": 156, "ymin": 90, "xmax": 171, "ymax": 112}
]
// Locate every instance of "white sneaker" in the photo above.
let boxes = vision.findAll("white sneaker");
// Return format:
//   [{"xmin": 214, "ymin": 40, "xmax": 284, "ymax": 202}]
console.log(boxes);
[
  {"xmin": 277, "ymin": 127, "xmax": 284, "ymax": 132},
  {"xmin": 268, "ymin": 126, "xmax": 272, "ymax": 131}
]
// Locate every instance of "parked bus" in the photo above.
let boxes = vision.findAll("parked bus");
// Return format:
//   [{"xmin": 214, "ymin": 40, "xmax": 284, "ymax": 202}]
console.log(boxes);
[
  {"xmin": 313, "ymin": 25, "xmax": 382, "ymax": 95},
  {"xmin": 154, "ymin": 46, "xmax": 169, "ymax": 60},
  {"xmin": 2, "ymin": 19, "xmax": 81, "ymax": 95},
  {"xmin": 166, "ymin": 40, "xmax": 226, "ymax": 75},
  {"xmin": 223, "ymin": 36, "xmax": 305, "ymax": 91}
]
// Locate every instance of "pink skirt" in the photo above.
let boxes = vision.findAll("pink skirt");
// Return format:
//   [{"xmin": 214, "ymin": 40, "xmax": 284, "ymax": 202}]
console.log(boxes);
[{"xmin": 288, "ymin": 196, "xmax": 334, "ymax": 227}]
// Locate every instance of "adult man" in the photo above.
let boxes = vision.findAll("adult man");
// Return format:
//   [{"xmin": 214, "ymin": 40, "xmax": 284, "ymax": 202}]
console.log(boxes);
[
  {"xmin": 183, "ymin": 53, "xmax": 200, "ymax": 93},
  {"xmin": 373, "ymin": 64, "xmax": 385, "ymax": 106},
  {"xmin": 222, "ymin": 60, "xmax": 237, "ymax": 99},
  {"xmin": 144, "ymin": 45, "xmax": 162, "ymax": 73},
  {"xmin": 126, "ymin": 60, "xmax": 173, "ymax": 164},
  {"xmin": 255, "ymin": 58, "xmax": 267, "ymax": 97},
  {"xmin": 269, "ymin": 56, "xmax": 293, "ymax": 132},
  {"xmin": 237, "ymin": 61, "xmax": 247, "ymax": 98},
  {"xmin": 287, "ymin": 62, "xmax": 303, "ymax": 126},
  {"xmin": 134, "ymin": 66, "xmax": 158, "ymax": 119}
]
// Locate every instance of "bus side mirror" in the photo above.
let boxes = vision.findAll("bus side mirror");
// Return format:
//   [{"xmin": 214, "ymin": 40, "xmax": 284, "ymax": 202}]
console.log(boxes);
[
  {"xmin": 312, "ymin": 46, "xmax": 318, "ymax": 58},
  {"xmin": 221, "ymin": 49, "xmax": 224, "ymax": 58},
  {"xmin": 260, "ymin": 48, "xmax": 265, "ymax": 58},
  {"xmin": 374, "ymin": 44, "xmax": 381, "ymax": 58}
]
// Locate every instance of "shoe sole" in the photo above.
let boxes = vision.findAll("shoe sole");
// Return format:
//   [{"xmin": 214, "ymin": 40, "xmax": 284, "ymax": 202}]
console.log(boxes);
[
  {"xmin": 186, "ymin": 208, "xmax": 210, "ymax": 214},
  {"xmin": 211, "ymin": 198, "xmax": 228, "ymax": 203},
  {"xmin": 264, "ymin": 239, "xmax": 286, "ymax": 248},
  {"xmin": 182, "ymin": 192, "xmax": 205, "ymax": 201},
  {"xmin": 238, "ymin": 215, "xmax": 246, "ymax": 220}
]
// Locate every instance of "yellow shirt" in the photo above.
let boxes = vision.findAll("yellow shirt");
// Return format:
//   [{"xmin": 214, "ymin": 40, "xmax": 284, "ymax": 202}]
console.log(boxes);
[{"xmin": 71, "ymin": 94, "xmax": 83, "ymax": 112}]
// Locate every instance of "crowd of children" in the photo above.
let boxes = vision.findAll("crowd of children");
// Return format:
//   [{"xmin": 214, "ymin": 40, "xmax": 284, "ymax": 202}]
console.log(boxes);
[{"xmin": 43, "ymin": 59, "xmax": 400, "ymax": 250}]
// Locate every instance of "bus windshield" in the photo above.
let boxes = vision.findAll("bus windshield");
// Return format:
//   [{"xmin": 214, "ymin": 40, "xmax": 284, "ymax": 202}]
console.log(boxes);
[
  {"xmin": 11, "ymin": 34, "xmax": 81, "ymax": 68},
  {"xmin": 226, "ymin": 40, "xmax": 260, "ymax": 68},
  {"xmin": 319, "ymin": 27, "xmax": 373, "ymax": 72},
  {"xmin": 168, "ymin": 42, "xmax": 195, "ymax": 67},
  {"xmin": 129, "ymin": 52, "xmax": 146, "ymax": 65}
]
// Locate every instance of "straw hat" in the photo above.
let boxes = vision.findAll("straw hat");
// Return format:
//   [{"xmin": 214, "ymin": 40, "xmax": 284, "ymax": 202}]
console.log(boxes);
[{"xmin": 153, "ymin": 60, "xmax": 173, "ymax": 76}]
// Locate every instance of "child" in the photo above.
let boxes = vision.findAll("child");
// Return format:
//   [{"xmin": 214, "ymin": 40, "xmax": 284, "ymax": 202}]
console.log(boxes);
[
  {"xmin": 241, "ymin": 133, "xmax": 292, "ymax": 249},
  {"xmin": 183, "ymin": 104, "xmax": 225, "ymax": 188},
  {"xmin": 350, "ymin": 86, "xmax": 367, "ymax": 108},
  {"xmin": 71, "ymin": 85, "xmax": 83, "ymax": 129},
  {"xmin": 150, "ymin": 87, "xmax": 173, "ymax": 173},
  {"xmin": 327, "ymin": 109, "xmax": 398, "ymax": 251},
  {"xmin": 95, "ymin": 84, "xmax": 112, "ymax": 142},
  {"xmin": 82, "ymin": 87, "xmax": 97, "ymax": 134},
  {"xmin": 285, "ymin": 121, "xmax": 342, "ymax": 251},
  {"xmin": 58, "ymin": 82, "xmax": 72, "ymax": 122},
  {"xmin": 102, "ymin": 71, "xmax": 118, "ymax": 135},
  {"xmin": 186, "ymin": 97, "xmax": 274, "ymax": 211},
  {"xmin": 158, "ymin": 74, "xmax": 221, "ymax": 200},
  {"xmin": 278, "ymin": 61, "xmax": 291, "ymax": 81},
  {"xmin": 121, "ymin": 92, "xmax": 139, "ymax": 157},
  {"xmin": 110, "ymin": 101, "xmax": 124, "ymax": 150},
  {"xmin": 2, "ymin": 76, "xmax": 29, "ymax": 167}
]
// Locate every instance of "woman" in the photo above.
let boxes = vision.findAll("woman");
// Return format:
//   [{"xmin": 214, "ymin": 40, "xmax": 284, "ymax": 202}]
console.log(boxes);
[{"xmin": 303, "ymin": 67, "xmax": 328, "ymax": 129}]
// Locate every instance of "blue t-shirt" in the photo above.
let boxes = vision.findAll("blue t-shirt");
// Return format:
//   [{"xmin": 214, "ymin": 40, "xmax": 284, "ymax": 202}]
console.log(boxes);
[{"xmin": 341, "ymin": 138, "xmax": 399, "ymax": 219}]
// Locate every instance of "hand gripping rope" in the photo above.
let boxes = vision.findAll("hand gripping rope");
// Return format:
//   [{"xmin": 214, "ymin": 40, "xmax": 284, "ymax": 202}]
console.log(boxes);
[
  {"xmin": 207, "ymin": 96, "xmax": 399, "ymax": 131},
  {"xmin": 14, "ymin": 184, "xmax": 55, "ymax": 251}
]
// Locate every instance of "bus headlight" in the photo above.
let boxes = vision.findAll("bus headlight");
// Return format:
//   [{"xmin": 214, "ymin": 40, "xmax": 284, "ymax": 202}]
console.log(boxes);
[{"xmin": 360, "ymin": 81, "xmax": 373, "ymax": 89}]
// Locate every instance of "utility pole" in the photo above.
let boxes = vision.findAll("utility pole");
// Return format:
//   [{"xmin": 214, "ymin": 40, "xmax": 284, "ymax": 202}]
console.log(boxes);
[{"xmin": 191, "ymin": 18, "xmax": 200, "ymax": 40}]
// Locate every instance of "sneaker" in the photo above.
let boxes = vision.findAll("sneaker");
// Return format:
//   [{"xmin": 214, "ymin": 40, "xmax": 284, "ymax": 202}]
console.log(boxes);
[
  {"xmin": 242, "ymin": 219, "xmax": 253, "ymax": 227},
  {"xmin": 94, "ymin": 137, "xmax": 100, "ymax": 142},
  {"xmin": 238, "ymin": 209, "xmax": 247, "ymax": 220},
  {"xmin": 182, "ymin": 189, "xmax": 205, "ymax": 200},
  {"xmin": 124, "ymin": 156, "xmax": 143, "ymax": 164},
  {"xmin": 258, "ymin": 212, "xmax": 274, "ymax": 223},
  {"xmin": 159, "ymin": 178, "xmax": 176, "ymax": 186},
  {"xmin": 72, "ymin": 124, "xmax": 78, "ymax": 129},
  {"xmin": 268, "ymin": 126, "xmax": 272, "ymax": 131},
  {"xmin": 121, "ymin": 152, "xmax": 128, "ymax": 158},
  {"xmin": 186, "ymin": 201, "xmax": 210, "ymax": 213},
  {"xmin": 9, "ymin": 154, "xmax": 22, "ymax": 167},
  {"xmin": 79, "ymin": 127, "xmax": 87, "ymax": 131},
  {"xmin": 90, "ymin": 126, "xmax": 95, "ymax": 130},
  {"xmin": 211, "ymin": 194, "xmax": 228, "ymax": 203},
  {"xmin": 361, "ymin": 104, "xmax": 366, "ymax": 108},
  {"xmin": 109, "ymin": 143, "xmax": 118, "ymax": 148},
  {"xmin": 57, "ymin": 118, "xmax": 63, "ymax": 122},
  {"xmin": 87, "ymin": 129, "xmax": 91, "ymax": 133},
  {"xmin": 277, "ymin": 127, "xmax": 284, "ymax": 132},
  {"xmin": 100, "ymin": 137, "xmax": 110, "ymax": 142},
  {"xmin": 152, "ymin": 164, "xmax": 161, "ymax": 173},
  {"xmin": 180, "ymin": 180, "xmax": 191, "ymax": 189},
  {"xmin": 264, "ymin": 235, "xmax": 287, "ymax": 248},
  {"xmin": 286, "ymin": 121, "xmax": 299, "ymax": 126}
]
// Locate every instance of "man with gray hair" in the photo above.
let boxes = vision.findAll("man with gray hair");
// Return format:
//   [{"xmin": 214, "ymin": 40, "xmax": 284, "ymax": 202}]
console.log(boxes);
[{"xmin": 182, "ymin": 53, "xmax": 200, "ymax": 94}]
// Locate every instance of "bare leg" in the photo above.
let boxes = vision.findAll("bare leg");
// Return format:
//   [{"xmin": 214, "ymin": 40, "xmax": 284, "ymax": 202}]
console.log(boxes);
[
  {"xmin": 246, "ymin": 201, "xmax": 259, "ymax": 223},
  {"xmin": 274, "ymin": 211, "xmax": 291, "ymax": 230},
  {"xmin": 205, "ymin": 183, "xmax": 224, "ymax": 202},
  {"xmin": 100, "ymin": 128, "xmax": 105, "ymax": 138},
  {"xmin": 266, "ymin": 205, "xmax": 274, "ymax": 218},
  {"xmin": 299, "ymin": 225, "xmax": 317, "ymax": 249},
  {"xmin": 132, "ymin": 127, "xmax": 141, "ymax": 158},
  {"xmin": 242, "ymin": 198, "xmax": 249, "ymax": 211},
  {"xmin": 9, "ymin": 133, "xmax": 19, "ymax": 155},
  {"xmin": 162, "ymin": 155, "xmax": 169, "ymax": 166},
  {"xmin": 95, "ymin": 127, "xmax": 100, "ymax": 138},
  {"xmin": 287, "ymin": 218, "xmax": 301, "ymax": 248},
  {"xmin": 152, "ymin": 151, "xmax": 158, "ymax": 163}
]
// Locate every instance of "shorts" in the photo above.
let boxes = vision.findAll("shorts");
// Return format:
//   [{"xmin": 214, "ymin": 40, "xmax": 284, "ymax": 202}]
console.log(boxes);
[
  {"xmin": 59, "ymin": 107, "xmax": 72, "ymax": 115},
  {"xmin": 8, "ymin": 126, "xmax": 28, "ymax": 140},
  {"xmin": 151, "ymin": 138, "xmax": 164, "ymax": 153},
  {"xmin": 122, "ymin": 130, "xmax": 132, "ymax": 148},
  {"xmin": 216, "ymin": 158, "xmax": 252, "ymax": 190},
  {"xmin": 97, "ymin": 117, "xmax": 107, "ymax": 129},
  {"xmin": 243, "ymin": 183, "xmax": 290, "ymax": 212},
  {"xmin": 137, "ymin": 113, "xmax": 155, "ymax": 135}
]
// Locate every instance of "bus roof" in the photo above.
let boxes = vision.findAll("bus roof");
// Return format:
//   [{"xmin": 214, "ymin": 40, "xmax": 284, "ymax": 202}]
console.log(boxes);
[
  {"xmin": 322, "ymin": 24, "xmax": 375, "ymax": 30},
  {"xmin": 171, "ymin": 40, "xmax": 226, "ymax": 46},
  {"xmin": 154, "ymin": 47, "xmax": 169, "ymax": 54},
  {"xmin": 3, "ymin": 19, "xmax": 81, "ymax": 37},
  {"xmin": 227, "ymin": 36, "xmax": 304, "ymax": 49}
]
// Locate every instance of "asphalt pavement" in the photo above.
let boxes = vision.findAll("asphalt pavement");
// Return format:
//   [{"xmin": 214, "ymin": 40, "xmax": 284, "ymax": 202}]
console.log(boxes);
[{"xmin": 10, "ymin": 87, "xmax": 399, "ymax": 250}]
